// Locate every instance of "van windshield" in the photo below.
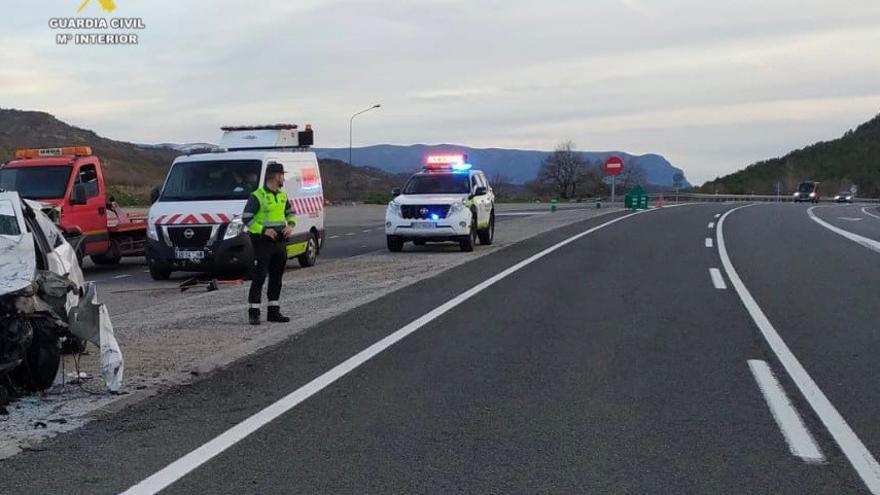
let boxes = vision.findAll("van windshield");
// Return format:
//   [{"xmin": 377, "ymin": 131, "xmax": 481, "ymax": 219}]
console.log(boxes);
[
  {"xmin": 797, "ymin": 182, "xmax": 816, "ymax": 193},
  {"xmin": 0, "ymin": 166, "xmax": 72, "ymax": 200},
  {"xmin": 0, "ymin": 200, "xmax": 21, "ymax": 236},
  {"xmin": 160, "ymin": 160, "xmax": 262, "ymax": 202}
]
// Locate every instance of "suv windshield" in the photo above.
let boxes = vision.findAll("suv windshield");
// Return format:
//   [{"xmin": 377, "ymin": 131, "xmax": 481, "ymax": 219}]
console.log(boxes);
[
  {"xmin": 403, "ymin": 173, "xmax": 470, "ymax": 195},
  {"xmin": 0, "ymin": 166, "xmax": 72, "ymax": 200},
  {"xmin": 160, "ymin": 160, "xmax": 262, "ymax": 202}
]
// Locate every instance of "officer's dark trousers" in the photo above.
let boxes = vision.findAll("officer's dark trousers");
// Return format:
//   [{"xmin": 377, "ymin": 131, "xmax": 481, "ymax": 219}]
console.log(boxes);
[{"xmin": 248, "ymin": 234, "xmax": 286, "ymax": 305}]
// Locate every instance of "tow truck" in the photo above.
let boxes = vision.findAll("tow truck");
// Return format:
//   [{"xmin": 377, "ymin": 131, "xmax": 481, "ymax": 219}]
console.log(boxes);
[
  {"xmin": 385, "ymin": 154, "xmax": 495, "ymax": 252},
  {"xmin": 0, "ymin": 146, "xmax": 147, "ymax": 266}
]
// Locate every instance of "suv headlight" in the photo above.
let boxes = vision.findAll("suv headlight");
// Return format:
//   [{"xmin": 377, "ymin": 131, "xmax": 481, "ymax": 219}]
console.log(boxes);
[
  {"xmin": 809, "ymin": 192, "xmax": 816, "ymax": 198},
  {"xmin": 224, "ymin": 218, "xmax": 245, "ymax": 240},
  {"xmin": 448, "ymin": 201, "xmax": 465, "ymax": 216},
  {"xmin": 147, "ymin": 221, "xmax": 159, "ymax": 241},
  {"xmin": 388, "ymin": 201, "xmax": 402, "ymax": 217}
]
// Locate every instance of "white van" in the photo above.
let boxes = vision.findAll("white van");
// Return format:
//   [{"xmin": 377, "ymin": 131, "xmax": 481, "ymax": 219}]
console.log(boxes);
[{"xmin": 145, "ymin": 124, "xmax": 325, "ymax": 280}]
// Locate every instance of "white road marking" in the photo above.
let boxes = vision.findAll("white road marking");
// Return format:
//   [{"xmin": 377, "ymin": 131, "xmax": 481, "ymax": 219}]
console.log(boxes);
[
  {"xmin": 705, "ymin": 238, "xmax": 713, "ymax": 248},
  {"xmin": 714, "ymin": 213, "xmax": 721, "ymax": 219},
  {"xmin": 496, "ymin": 212, "xmax": 542, "ymax": 217},
  {"xmin": 719, "ymin": 205, "xmax": 880, "ymax": 493},
  {"xmin": 709, "ymin": 268, "xmax": 727, "ymax": 289},
  {"xmin": 120, "ymin": 208, "xmax": 657, "ymax": 495},
  {"xmin": 113, "ymin": 274, "xmax": 131, "ymax": 280},
  {"xmin": 807, "ymin": 206, "xmax": 880, "ymax": 254},
  {"xmin": 863, "ymin": 207, "xmax": 880, "ymax": 221},
  {"xmin": 362, "ymin": 229, "xmax": 371, "ymax": 233},
  {"xmin": 838, "ymin": 217, "xmax": 863, "ymax": 222},
  {"xmin": 748, "ymin": 360, "xmax": 825, "ymax": 463},
  {"xmin": 329, "ymin": 235, "xmax": 340, "ymax": 239},
  {"xmin": 708, "ymin": 222, "xmax": 715, "ymax": 229},
  {"xmin": 345, "ymin": 232, "xmax": 356, "ymax": 236}
]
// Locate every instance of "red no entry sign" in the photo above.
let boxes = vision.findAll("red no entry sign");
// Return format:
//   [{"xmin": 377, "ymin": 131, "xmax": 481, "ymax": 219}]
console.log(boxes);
[{"xmin": 605, "ymin": 156, "xmax": 624, "ymax": 176}]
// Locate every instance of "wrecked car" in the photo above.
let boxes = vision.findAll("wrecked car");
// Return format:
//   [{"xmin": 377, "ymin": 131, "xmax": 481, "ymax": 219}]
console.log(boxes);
[{"xmin": 0, "ymin": 190, "xmax": 122, "ymax": 397}]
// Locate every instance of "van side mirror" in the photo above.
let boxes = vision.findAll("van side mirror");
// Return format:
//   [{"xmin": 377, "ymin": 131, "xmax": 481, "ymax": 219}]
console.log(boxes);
[
  {"xmin": 474, "ymin": 186, "xmax": 488, "ymax": 197},
  {"xmin": 391, "ymin": 188, "xmax": 401, "ymax": 198},
  {"xmin": 70, "ymin": 184, "xmax": 88, "ymax": 205},
  {"xmin": 150, "ymin": 186, "xmax": 161, "ymax": 204}
]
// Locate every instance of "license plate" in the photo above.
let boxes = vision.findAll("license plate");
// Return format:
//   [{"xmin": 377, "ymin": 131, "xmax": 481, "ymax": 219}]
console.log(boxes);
[
  {"xmin": 412, "ymin": 222, "xmax": 436, "ymax": 229},
  {"xmin": 175, "ymin": 249, "xmax": 205, "ymax": 261}
]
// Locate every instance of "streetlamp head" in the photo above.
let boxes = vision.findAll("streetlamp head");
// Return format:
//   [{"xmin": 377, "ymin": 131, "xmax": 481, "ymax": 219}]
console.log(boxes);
[{"xmin": 373, "ymin": 104, "xmax": 381, "ymax": 108}]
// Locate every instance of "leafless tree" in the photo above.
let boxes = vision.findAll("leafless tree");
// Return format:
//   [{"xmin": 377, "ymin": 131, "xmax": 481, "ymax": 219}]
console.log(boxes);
[
  {"xmin": 617, "ymin": 161, "xmax": 646, "ymax": 191},
  {"xmin": 490, "ymin": 172, "xmax": 512, "ymax": 199},
  {"xmin": 537, "ymin": 141, "xmax": 587, "ymax": 199}
]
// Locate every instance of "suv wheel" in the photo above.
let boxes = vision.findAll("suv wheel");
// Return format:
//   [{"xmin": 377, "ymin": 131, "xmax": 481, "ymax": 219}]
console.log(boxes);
[
  {"xmin": 460, "ymin": 220, "xmax": 476, "ymax": 252},
  {"xmin": 478, "ymin": 211, "xmax": 495, "ymax": 245},
  {"xmin": 387, "ymin": 235, "xmax": 404, "ymax": 252}
]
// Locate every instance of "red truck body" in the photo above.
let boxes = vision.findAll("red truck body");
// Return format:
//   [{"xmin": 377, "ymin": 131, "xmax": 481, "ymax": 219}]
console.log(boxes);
[{"xmin": 0, "ymin": 147, "xmax": 146, "ymax": 265}]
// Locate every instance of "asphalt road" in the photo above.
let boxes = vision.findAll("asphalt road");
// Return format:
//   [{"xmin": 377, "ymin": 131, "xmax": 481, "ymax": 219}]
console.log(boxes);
[
  {"xmin": 84, "ymin": 204, "xmax": 570, "ymax": 316},
  {"xmin": 4, "ymin": 202, "xmax": 879, "ymax": 493}
]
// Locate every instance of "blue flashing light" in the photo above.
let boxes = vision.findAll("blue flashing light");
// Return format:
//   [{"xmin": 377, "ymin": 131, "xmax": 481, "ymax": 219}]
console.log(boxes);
[
  {"xmin": 430, "ymin": 213, "xmax": 440, "ymax": 221},
  {"xmin": 451, "ymin": 162, "xmax": 472, "ymax": 172}
]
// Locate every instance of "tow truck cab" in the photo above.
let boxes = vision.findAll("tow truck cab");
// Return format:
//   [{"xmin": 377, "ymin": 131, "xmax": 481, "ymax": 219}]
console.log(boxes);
[
  {"xmin": 0, "ymin": 147, "xmax": 147, "ymax": 265},
  {"xmin": 145, "ymin": 124, "xmax": 325, "ymax": 280}
]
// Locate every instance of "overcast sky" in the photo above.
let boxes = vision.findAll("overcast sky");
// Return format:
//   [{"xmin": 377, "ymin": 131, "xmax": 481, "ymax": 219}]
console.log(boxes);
[{"xmin": 3, "ymin": 0, "xmax": 880, "ymax": 183}]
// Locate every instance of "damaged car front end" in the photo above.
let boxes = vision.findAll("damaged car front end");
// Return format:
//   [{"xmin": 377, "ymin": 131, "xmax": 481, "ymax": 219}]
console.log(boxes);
[{"xmin": 0, "ymin": 191, "xmax": 122, "ymax": 397}]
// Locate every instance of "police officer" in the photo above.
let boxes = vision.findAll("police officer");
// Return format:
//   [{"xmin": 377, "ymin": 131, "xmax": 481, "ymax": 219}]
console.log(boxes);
[{"xmin": 242, "ymin": 162, "xmax": 296, "ymax": 325}]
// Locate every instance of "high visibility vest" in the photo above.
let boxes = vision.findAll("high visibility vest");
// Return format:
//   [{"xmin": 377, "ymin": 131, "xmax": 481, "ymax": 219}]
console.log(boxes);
[{"xmin": 248, "ymin": 187, "xmax": 294, "ymax": 235}]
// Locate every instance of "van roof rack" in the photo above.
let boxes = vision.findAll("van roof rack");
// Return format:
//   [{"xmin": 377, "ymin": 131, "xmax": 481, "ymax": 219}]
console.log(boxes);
[{"xmin": 220, "ymin": 124, "xmax": 298, "ymax": 131}]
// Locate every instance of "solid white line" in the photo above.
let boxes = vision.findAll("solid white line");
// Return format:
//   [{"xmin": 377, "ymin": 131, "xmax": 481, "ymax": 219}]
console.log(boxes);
[
  {"xmin": 709, "ymin": 268, "xmax": 727, "ymax": 289},
  {"xmin": 705, "ymin": 237, "xmax": 714, "ymax": 248},
  {"xmin": 863, "ymin": 207, "xmax": 880, "ymax": 221},
  {"xmin": 121, "ymin": 208, "xmax": 655, "ymax": 495},
  {"xmin": 114, "ymin": 274, "xmax": 131, "ymax": 280},
  {"xmin": 708, "ymin": 222, "xmax": 715, "ymax": 229},
  {"xmin": 807, "ymin": 206, "xmax": 880, "ymax": 254},
  {"xmin": 718, "ymin": 205, "xmax": 880, "ymax": 493},
  {"xmin": 748, "ymin": 360, "xmax": 825, "ymax": 463},
  {"xmin": 496, "ymin": 212, "xmax": 542, "ymax": 217}
]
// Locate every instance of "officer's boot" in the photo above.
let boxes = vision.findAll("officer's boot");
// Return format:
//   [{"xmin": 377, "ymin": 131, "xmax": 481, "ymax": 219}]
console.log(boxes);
[
  {"xmin": 248, "ymin": 308, "xmax": 261, "ymax": 326},
  {"xmin": 267, "ymin": 305, "xmax": 290, "ymax": 323}
]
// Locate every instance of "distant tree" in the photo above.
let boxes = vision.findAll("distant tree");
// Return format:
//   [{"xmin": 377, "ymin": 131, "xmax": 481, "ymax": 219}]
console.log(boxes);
[
  {"xmin": 617, "ymin": 161, "xmax": 646, "ymax": 191},
  {"xmin": 537, "ymin": 141, "xmax": 587, "ymax": 199},
  {"xmin": 490, "ymin": 172, "xmax": 512, "ymax": 199}
]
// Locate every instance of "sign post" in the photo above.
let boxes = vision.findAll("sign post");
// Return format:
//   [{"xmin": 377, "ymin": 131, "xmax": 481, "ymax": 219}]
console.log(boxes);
[
  {"xmin": 604, "ymin": 156, "xmax": 624, "ymax": 205},
  {"xmin": 673, "ymin": 172, "xmax": 685, "ymax": 203}
]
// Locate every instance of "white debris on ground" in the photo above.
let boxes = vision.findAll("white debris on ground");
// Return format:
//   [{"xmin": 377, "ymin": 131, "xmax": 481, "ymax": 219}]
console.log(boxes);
[{"xmin": 0, "ymin": 206, "xmax": 620, "ymax": 459}]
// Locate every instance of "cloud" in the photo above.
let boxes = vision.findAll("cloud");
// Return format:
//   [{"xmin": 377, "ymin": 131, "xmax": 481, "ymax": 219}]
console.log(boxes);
[{"xmin": 1, "ymin": 0, "xmax": 879, "ymax": 181}]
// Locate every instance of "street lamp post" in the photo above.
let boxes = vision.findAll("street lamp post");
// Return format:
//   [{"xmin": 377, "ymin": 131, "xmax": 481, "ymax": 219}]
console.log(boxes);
[{"xmin": 349, "ymin": 104, "xmax": 381, "ymax": 166}]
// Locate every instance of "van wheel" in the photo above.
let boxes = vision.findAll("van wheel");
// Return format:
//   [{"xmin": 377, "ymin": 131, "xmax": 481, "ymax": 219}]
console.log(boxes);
[
  {"xmin": 147, "ymin": 256, "xmax": 172, "ymax": 281},
  {"xmin": 298, "ymin": 233, "xmax": 319, "ymax": 267},
  {"xmin": 478, "ymin": 211, "xmax": 495, "ymax": 245},
  {"xmin": 91, "ymin": 240, "xmax": 122, "ymax": 266},
  {"xmin": 387, "ymin": 235, "xmax": 404, "ymax": 252}
]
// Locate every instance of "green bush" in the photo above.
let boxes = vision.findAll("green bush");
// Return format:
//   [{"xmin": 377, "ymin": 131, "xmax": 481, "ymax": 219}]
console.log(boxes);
[{"xmin": 365, "ymin": 192, "xmax": 393, "ymax": 205}]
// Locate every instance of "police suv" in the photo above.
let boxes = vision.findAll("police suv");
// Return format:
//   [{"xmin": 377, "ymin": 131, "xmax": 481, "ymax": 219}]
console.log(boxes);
[{"xmin": 385, "ymin": 154, "xmax": 495, "ymax": 252}]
